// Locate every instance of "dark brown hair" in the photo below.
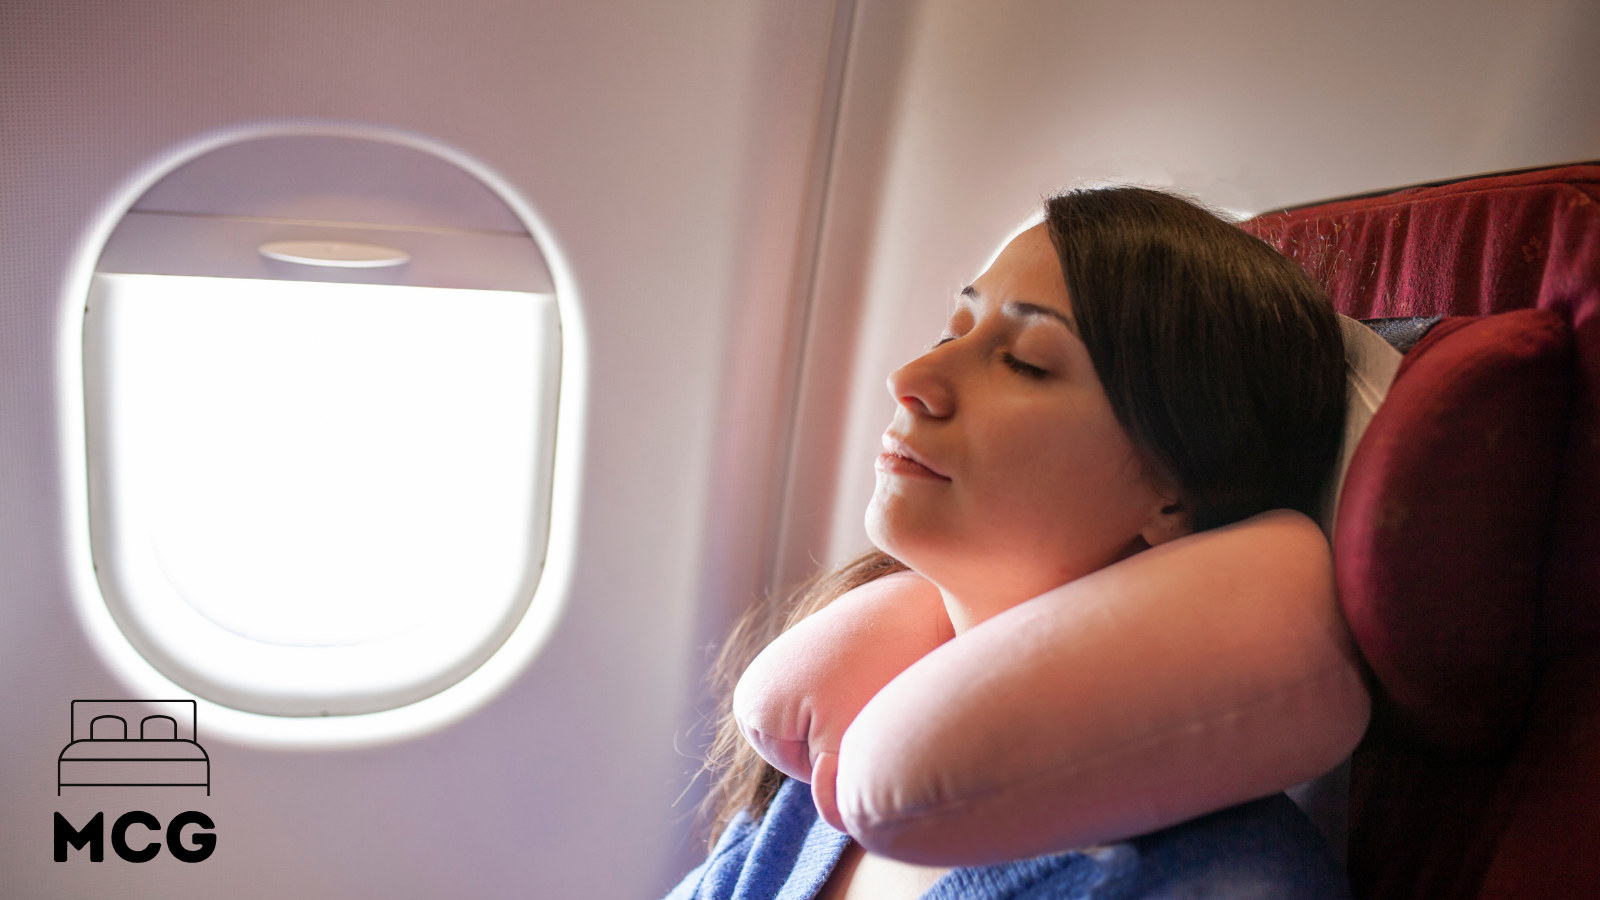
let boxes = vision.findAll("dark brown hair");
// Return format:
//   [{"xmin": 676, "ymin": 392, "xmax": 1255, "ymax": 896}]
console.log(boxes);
[
  {"xmin": 1045, "ymin": 187, "xmax": 1346, "ymax": 531},
  {"xmin": 697, "ymin": 187, "xmax": 1346, "ymax": 844}
]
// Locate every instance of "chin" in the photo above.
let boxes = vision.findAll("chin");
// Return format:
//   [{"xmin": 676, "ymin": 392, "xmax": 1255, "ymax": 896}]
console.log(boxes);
[
  {"xmin": 864, "ymin": 504, "xmax": 937, "ymax": 583},
  {"xmin": 863, "ymin": 498, "xmax": 897, "ymax": 559},
  {"xmin": 865, "ymin": 485, "xmax": 927, "ymax": 551}
]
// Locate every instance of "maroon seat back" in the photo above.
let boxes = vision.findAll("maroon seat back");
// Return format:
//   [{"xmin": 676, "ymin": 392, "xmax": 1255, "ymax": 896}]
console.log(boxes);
[{"xmin": 1244, "ymin": 164, "xmax": 1600, "ymax": 900}]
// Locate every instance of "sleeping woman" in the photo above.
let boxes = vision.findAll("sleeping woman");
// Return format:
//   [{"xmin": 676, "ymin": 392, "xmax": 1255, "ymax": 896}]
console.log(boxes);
[{"xmin": 665, "ymin": 187, "xmax": 1368, "ymax": 899}]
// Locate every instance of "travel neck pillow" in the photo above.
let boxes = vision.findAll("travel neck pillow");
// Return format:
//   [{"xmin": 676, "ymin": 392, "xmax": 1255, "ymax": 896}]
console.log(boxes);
[
  {"xmin": 734, "ymin": 511, "xmax": 1370, "ymax": 866},
  {"xmin": 731, "ymin": 318, "xmax": 1391, "ymax": 866}
]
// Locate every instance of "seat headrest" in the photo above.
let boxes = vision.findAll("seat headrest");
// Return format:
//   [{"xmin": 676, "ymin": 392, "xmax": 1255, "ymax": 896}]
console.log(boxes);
[{"xmin": 1336, "ymin": 310, "xmax": 1572, "ymax": 756}]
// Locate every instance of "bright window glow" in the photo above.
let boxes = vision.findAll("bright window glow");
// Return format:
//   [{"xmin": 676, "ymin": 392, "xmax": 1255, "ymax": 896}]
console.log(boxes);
[{"xmin": 84, "ymin": 273, "xmax": 561, "ymax": 715}]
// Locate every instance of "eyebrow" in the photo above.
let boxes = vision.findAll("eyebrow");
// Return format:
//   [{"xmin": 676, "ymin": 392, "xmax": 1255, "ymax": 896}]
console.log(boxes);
[{"xmin": 958, "ymin": 285, "xmax": 1077, "ymax": 332}]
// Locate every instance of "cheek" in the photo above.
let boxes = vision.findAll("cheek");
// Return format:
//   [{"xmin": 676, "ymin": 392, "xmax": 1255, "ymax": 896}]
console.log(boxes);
[
  {"xmin": 990, "ymin": 405, "xmax": 1123, "ymax": 487},
  {"xmin": 980, "ymin": 413, "xmax": 1150, "ymax": 541}
]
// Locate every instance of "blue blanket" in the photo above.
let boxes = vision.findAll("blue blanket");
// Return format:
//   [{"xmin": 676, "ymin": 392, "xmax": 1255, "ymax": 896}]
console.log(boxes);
[{"xmin": 665, "ymin": 778, "xmax": 1350, "ymax": 899}]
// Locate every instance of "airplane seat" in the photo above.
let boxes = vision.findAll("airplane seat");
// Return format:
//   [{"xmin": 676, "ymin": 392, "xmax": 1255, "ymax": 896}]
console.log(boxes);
[{"xmin": 1244, "ymin": 163, "xmax": 1600, "ymax": 900}]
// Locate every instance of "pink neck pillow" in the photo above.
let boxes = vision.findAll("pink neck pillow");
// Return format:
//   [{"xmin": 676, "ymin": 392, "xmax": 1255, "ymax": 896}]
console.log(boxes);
[{"xmin": 733, "ymin": 509, "xmax": 1371, "ymax": 866}]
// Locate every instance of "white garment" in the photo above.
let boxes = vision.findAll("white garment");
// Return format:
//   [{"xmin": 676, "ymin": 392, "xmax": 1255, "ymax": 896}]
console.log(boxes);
[
  {"xmin": 1321, "ymin": 315, "xmax": 1405, "ymax": 535},
  {"xmin": 1296, "ymin": 314, "xmax": 1405, "ymax": 861}
]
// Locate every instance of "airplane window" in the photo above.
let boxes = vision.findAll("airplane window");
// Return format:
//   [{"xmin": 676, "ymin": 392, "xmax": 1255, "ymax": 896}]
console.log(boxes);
[{"xmin": 78, "ymin": 133, "xmax": 565, "ymax": 719}]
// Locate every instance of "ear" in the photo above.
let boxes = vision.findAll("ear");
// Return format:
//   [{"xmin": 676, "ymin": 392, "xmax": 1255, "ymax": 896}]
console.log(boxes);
[{"xmin": 1138, "ymin": 496, "xmax": 1191, "ymax": 548}]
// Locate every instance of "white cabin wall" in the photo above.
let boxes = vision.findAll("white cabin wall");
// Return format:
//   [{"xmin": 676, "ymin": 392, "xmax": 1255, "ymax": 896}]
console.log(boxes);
[
  {"xmin": 785, "ymin": 0, "xmax": 1600, "ymax": 579},
  {"xmin": 1, "ymin": 1, "xmax": 850, "ymax": 897}
]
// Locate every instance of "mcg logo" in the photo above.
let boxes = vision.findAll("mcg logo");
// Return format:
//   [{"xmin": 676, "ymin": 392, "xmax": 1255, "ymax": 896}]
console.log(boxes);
[{"xmin": 54, "ymin": 699, "xmax": 216, "ymax": 863}]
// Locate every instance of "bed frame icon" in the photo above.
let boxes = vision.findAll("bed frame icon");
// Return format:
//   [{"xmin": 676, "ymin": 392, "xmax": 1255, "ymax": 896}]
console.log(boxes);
[{"xmin": 57, "ymin": 700, "xmax": 210, "ymax": 796}]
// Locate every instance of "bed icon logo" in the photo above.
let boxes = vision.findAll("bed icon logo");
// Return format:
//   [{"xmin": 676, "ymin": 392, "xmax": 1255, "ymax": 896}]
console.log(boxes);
[
  {"xmin": 54, "ymin": 700, "xmax": 216, "ymax": 863},
  {"xmin": 57, "ymin": 700, "xmax": 210, "ymax": 795}
]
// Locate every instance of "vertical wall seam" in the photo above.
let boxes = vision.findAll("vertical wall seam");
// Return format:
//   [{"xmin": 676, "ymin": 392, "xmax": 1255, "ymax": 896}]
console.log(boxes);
[{"xmin": 759, "ymin": 0, "xmax": 862, "ymax": 599}]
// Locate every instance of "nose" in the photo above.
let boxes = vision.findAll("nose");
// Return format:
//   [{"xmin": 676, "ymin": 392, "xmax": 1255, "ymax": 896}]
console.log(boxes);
[{"xmin": 886, "ymin": 346, "xmax": 955, "ymax": 418}]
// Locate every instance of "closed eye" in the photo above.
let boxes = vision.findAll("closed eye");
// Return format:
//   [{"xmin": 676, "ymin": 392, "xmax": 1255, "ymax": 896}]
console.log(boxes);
[
  {"xmin": 1002, "ymin": 353, "xmax": 1048, "ymax": 378},
  {"xmin": 927, "ymin": 335, "xmax": 958, "ymax": 351}
]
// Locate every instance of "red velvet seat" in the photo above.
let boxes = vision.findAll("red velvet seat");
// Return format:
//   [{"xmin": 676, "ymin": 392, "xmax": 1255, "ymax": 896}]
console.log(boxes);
[{"xmin": 1244, "ymin": 164, "xmax": 1600, "ymax": 900}]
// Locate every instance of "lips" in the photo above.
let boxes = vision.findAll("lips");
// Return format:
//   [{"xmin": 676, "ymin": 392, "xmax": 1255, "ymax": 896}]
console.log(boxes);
[{"xmin": 878, "ymin": 434, "xmax": 950, "ymax": 480}]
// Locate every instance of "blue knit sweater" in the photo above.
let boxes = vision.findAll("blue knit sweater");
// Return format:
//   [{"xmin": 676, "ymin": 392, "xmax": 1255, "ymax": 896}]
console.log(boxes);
[{"xmin": 664, "ymin": 778, "xmax": 1350, "ymax": 899}]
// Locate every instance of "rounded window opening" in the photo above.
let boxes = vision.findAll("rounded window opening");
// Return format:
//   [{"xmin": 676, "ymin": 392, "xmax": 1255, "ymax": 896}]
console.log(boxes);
[{"xmin": 83, "ymin": 134, "xmax": 562, "ymax": 717}]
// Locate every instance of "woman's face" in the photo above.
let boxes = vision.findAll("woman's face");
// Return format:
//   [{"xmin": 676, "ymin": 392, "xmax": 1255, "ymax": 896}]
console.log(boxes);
[{"xmin": 866, "ymin": 224, "xmax": 1182, "ymax": 629}]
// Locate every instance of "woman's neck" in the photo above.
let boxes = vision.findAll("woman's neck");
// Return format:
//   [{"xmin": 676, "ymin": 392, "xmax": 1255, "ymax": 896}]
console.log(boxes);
[
  {"xmin": 939, "ymin": 583, "xmax": 1025, "ymax": 633},
  {"xmin": 940, "ymin": 589, "xmax": 982, "ymax": 634},
  {"xmin": 816, "ymin": 841, "xmax": 950, "ymax": 900},
  {"xmin": 935, "ymin": 537, "xmax": 1154, "ymax": 633}
]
